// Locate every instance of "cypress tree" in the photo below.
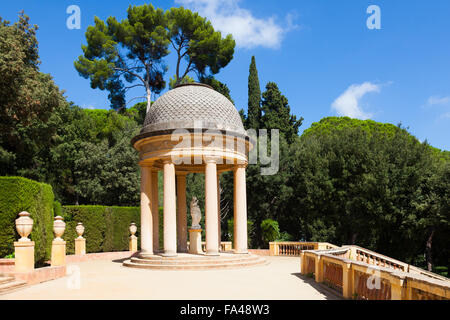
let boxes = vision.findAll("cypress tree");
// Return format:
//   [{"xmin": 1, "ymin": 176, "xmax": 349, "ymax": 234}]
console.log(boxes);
[{"xmin": 247, "ymin": 56, "xmax": 261, "ymax": 129}]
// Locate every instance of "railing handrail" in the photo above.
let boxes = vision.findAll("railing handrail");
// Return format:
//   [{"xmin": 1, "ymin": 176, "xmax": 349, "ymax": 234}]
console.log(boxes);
[{"xmin": 301, "ymin": 247, "xmax": 450, "ymax": 300}]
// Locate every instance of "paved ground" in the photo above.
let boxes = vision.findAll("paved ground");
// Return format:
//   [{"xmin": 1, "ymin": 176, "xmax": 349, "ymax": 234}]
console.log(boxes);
[{"xmin": 1, "ymin": 256, "xmax": 341, "ymax": 300}]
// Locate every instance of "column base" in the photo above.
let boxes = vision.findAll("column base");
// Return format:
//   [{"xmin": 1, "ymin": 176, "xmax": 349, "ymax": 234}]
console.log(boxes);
[
  {"xmin": 205, "ymin": 251, "xmax": 220, "ymax": 256},
  {"xmin": 139, "ymin": 251, "xmax": 154, "ymax": 258},
  {"xmin": 162, "ymin": 251, "xmax": 177, "ymax": 257},
  {"xmin": 234, "ymin": 249, "xmax": 249, "ymax": 254}
]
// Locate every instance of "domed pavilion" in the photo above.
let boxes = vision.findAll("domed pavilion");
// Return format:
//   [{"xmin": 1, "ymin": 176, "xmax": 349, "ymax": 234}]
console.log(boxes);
[{"xmin": 124, "ymin": 83, "xmax": 264, "ymax": 269}]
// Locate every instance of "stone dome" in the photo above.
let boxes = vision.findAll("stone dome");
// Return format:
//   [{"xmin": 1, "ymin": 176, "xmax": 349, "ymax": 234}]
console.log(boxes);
[{"xmin": 133, "ymin": 83, "xmax": 246, "ymax": 144}]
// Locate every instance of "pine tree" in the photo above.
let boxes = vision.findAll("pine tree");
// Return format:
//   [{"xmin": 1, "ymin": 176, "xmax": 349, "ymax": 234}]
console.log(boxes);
[
  {"xmin": 261, "ymin": 82, "xmax": 303, "ymax": 143},
  {"xmin": 247, "ymin": 56, "xmax": 261, "ymax": 130}
]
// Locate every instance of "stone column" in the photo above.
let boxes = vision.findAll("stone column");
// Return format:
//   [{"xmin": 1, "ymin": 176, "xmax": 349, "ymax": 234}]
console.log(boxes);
[
  {"xmin": 234, "ymin": 164, "xmax": 248, "ymax": 254},
  {"xmin": 205, "ymin": 158, "xmax": 219, "ymax": 256},
  {"xmin": 217, "ymin": 173, "xmax": 221, "ymax": 251},
  {"xmin": 151, "ymin": 170, "xmax": 159, "ymax": 253},
  {"xmin": 140, "ymin": 165, "xmax": 153, "ymax": 257},
  {"xmin": 176, "ymin": 173, "xmax": 188, "ymax": 253},
  {"xmin": 163, "ymin": 160, "xmax": 177, "ymax": 256}
]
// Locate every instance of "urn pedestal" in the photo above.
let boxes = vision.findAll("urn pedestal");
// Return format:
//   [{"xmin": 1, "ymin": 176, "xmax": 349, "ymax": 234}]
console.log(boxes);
[
  {"xmin": 129, "ymin": 235, "xmax": 138, "ymax": 252},
  {"xmin": 14, "ymin": 241, "xmax": 35, "ymax": 273},
  {"xmin": 75, "ymin": 222, "xmax": 86, "ymax": 255},
  {"xmin": 51, "ymin": 216, "xmax": 66, "ymax": 266},
  {"xmin": 14, "ymin": 211, "xmax": 35, "ymax": 272},
  {"xmin": 75, "ymin": 238, "xmax": 86, "ymax": 255},
  {"xmin": 188, "ymin": 228, "xmax": 203, "ymax": 254},
  {"xmin": 51, "ymin": 239, "xmax": 66, "ymax": 267},
  {"xmin": 129, "ymin": 223, "xmax": 138, "ymax": 252}
]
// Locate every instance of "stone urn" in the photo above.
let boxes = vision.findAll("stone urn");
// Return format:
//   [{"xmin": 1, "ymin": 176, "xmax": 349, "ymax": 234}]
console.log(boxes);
[
  {"xmin": 53, "ymin": 216, "xmax": 66, "ymax": 240},
  {"xmin": 76, "ymin": 222, "xmax": 85, "ymax": 239},
  {"xmin": 15, "ymin": 211, "xmax": 33, "ymax": 242},
  {"xmin": 129, "ymin": 223, "xmax": 137, "ymax": 236}
]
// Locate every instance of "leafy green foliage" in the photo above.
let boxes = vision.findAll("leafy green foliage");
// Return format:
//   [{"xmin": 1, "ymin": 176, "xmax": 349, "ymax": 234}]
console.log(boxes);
[
  {"xmin": 166, "ymin": 6, "xmax": 235, "ymax": 85},
  {"xmin": 75, "ymin": 5, "xmax": 235, "ymax": 110},
  {"xmin": 74, "ymin": 4, "xmax": 169, "ymax": 110},
  {"xmin": 261, "ymin": 82, "xmax": 303, "ymax": 143},
  {"xmin": 247, "ymin": 56, "xmax": 261, "ymax": 129},
  {"xmin": 0, "ymin": 176, "xmax": 54, "ymax": 263},
  {"xmin": 62, "ymin": 206, "xmax": 140, "ymax": 254},
  {"xmin": 261, "ymin": 219, "xmax": 280, "ymax": 244},
  {"xmin": 0, "ymin": 13, "xmax": 69, "ymax": 179}
]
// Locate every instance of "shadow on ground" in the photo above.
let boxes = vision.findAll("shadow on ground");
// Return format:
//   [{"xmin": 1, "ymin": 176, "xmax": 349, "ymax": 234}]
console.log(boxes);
[{"xmin": 291, "ymin": 273, "xmax": 343, "ymax": 300}]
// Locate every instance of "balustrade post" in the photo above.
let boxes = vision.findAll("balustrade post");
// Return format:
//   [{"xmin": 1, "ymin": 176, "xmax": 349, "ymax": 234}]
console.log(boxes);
[
  {"xmin": 342, "ymin": 263, "xmax": 354, "ymax": 299},
  {"xmin": 269, "ymin": 242, "xmax": 275, "ymax": 256},
  {"xmin": 390, "ymin": 275, "xmax": 406, "ymax": 300},
  {"xmin": 300, "ymin": 252, "xmax": 307, "ymax": 275},
  {"xmin": 315, "ymin": 255, "xmax": 324, "ymax": 283}
]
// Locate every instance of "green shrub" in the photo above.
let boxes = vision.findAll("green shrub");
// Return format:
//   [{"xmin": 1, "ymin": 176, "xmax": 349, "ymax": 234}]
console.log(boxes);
[
  {"xmin": 62, "ymin": 206, "xmax": 140, "ymax": 254},
  {"xmin": 0, "ymin": 176, "xmax": 54, "ymax": 264},
  {"xmin": 261, "ymin": 219, "xmax": 280, "ymax": 245}
]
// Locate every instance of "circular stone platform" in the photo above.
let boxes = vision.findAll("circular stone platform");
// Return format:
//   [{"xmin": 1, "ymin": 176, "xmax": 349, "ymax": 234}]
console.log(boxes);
[{"xmin": 122, "ymin": 252, "xmax": 268, "ymax": 270}]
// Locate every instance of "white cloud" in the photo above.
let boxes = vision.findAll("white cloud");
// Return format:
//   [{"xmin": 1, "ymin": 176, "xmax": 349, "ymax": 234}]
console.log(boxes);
[
  {"xmin": 426, "ymin": 95, "xmax": 450, "ymax": 106},
  {"xmin": 441, "ymin": 112, "xmax": 450, "ymax": 119},
  {"xmin": 175, "ymin": 0, "xmax": 298, "ymax": 49},
  {"xmin": 331, "ymin": 82, "xmax": 381, "ymax": 119}
]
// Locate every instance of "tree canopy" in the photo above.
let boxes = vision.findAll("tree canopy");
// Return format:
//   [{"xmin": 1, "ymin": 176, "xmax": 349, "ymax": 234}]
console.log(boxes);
[{"xmin": 74, "ymin": 4, "xmax": 235, "ymax": 111}]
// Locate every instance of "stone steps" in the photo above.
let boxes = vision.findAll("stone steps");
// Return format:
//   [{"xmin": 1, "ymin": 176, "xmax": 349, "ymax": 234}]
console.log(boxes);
[
  {"xmin": 130, "ymin": 255, "xmax": 261, "ymax": 265},
  {"xmin": 123, "ymin": 254, "xmax": 268, "ymax": 270},
  {"xmin": 0, "ymin": 275, "xmax": 27, "ymax": 295}
]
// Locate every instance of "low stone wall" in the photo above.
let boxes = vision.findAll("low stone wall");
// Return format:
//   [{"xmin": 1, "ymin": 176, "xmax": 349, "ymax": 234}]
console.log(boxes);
[
  {"xmin": 248, "ymin": 249, "xmax": 270, "ymax": 256},
  {"xmin": 64, "ymin": 251, "xmax": 136, "ymax": 264},
  {"xmin": 13, "ymin": 266, "xmax": 66, "ymax": 285},
  {"xmin": 0, "ymin": 258, "xmax": 15, "ymax": 274}
]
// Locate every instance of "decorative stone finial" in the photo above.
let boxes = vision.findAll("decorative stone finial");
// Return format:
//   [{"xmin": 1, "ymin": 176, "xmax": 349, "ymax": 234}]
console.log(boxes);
[
  {"xmin": 129, "ymin": 223, "xmax": 137, "ymax": 236},
  {"xmin": 53, "ymin": 216, "xmax": 66, "ymax": 240},
  {"xmin": 15, "ymin": 211, "xmax": 33, "ymax": 242},
  {"xmin": 76, "ymin": 222, "xmax": 85, "ymax": 239},
  {"xmin": 190, "ymin": 197, "xmax": 201, "ymax": 229}
]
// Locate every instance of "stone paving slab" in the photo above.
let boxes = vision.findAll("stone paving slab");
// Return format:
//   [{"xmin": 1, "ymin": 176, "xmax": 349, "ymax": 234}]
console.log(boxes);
[{"xmin": 0, "ymin": 256, "xmax": 341, "ymax": 300}]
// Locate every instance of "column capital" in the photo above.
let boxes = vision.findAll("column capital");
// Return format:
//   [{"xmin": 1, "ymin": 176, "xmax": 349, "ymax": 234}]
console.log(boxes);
[
  {"xmin": 204, "ymin": 156, "xmax": 220, "ymax": 164},
  {"xmin": 139, "ymin": 161, "xmax": 155, "ymax": 168},
  {"xmin": 162, "ymin": 158, "xmax": 173, "ymax": 165},
  {"xmin": 235, "ymin": 163, "xmax": 248, "ymax": 169}
]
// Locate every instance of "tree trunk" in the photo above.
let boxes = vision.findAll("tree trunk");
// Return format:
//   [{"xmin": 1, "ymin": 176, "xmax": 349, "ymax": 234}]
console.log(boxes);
[
  {"xmin": 426, "ymin": 228, "xmax": 435, "ymax": 272},
  {"xmin": 146, "ymin": 85, "xmax": 152, "ymax": 113}
]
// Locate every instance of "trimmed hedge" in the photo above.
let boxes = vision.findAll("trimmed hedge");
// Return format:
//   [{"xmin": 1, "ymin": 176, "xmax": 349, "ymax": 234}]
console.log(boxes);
[
  {"xmin": 62, "ymin": 206, "xmax": 140, "ymax": 254},
  {"xmin": 0, "ymin": 176, "xmax": 54, "ymax": 263}
]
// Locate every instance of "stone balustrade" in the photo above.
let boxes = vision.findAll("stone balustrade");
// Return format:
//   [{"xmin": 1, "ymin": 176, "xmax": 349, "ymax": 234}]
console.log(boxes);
[
  {"xmin": 301, "ymin": 246, "xmax": 450, "ymax": 300},
  {"xmin": 269, "ymin": 242, "xmax": 338, "ymax": 256}
]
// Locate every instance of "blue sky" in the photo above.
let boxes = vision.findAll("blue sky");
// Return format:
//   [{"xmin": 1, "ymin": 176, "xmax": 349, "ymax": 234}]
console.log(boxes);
[{"xmin": 2, "ymin": 0, "xmax": 450, "ymax": 150}]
